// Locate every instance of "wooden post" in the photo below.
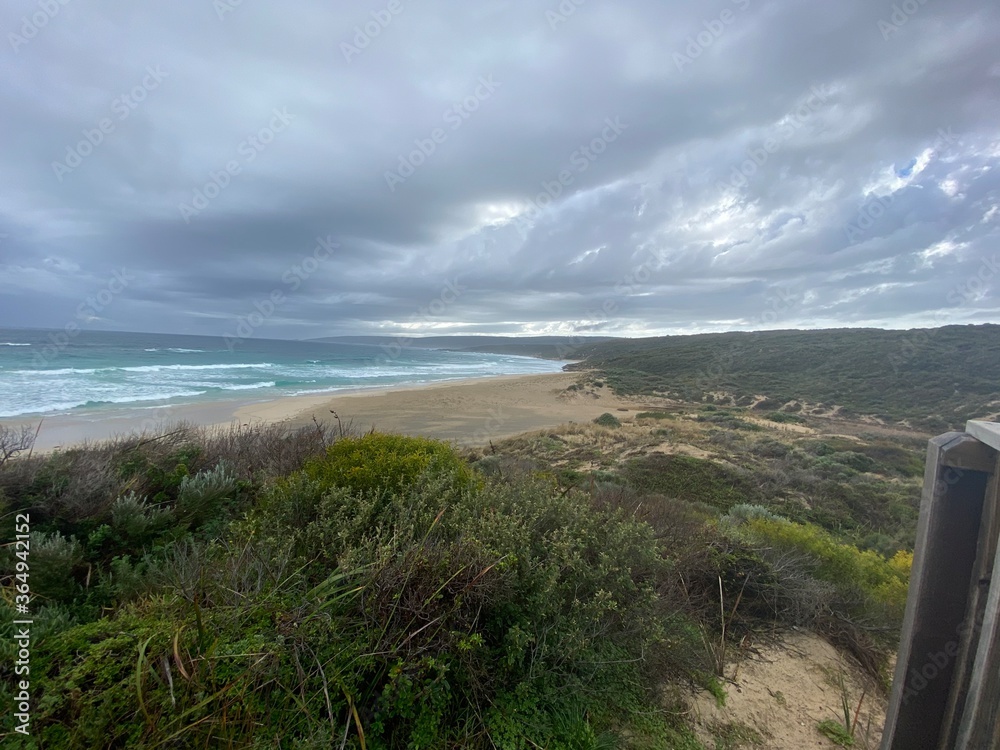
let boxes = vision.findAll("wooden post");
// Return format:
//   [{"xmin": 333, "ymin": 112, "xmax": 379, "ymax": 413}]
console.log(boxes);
[
  {"xmin": 952, "ymin": 421, "xmax": 1000, "ymax": 750},
  {"xmin": 954, "ymin": 536, "xmax": 1000, "ymax": 748},
  {"xmin": 880, "ymin": 431, "xmax": 994, "ymax": 750}
]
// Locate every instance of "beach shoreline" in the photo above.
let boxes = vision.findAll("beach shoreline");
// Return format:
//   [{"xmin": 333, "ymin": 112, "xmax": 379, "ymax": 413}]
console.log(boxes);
[{"xmin": 2, "ymin": 370, "xmax": 627, "ymax": 452}]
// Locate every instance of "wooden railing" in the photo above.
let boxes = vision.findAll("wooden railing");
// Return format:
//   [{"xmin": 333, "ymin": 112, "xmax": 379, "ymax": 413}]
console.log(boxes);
[{"xmin": 881, "ymin": 421, "xmax": 1000, "ymax": 750}]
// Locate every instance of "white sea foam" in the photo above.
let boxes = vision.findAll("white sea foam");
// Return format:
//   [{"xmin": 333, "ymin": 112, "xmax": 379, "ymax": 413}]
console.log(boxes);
[
  {"xmin": 217, "ymin": 381, "xmax": 276, "ymax": 391},
  {"xmin": 290, "ymin": 386, "xmax": 357, "ymax": 396},
  {"xmin": 24, "ymin": 367, "xmax": 100, "ymax": 376},
  {"xmin": 119, "ymin": 363, "xmax": 274, "ymax": 373},
  {"xmin": 0, "ymin": 390, "xmax": 208, "ymax": 417},
  {"xmin": 86, "ymin": 390, "xmax": 207, "ymax": 405}
]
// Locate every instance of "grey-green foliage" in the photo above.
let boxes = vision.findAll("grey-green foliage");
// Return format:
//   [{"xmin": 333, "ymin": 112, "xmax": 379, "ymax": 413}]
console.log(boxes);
[
  {"xmin": 719, "ymin": 503, "xmax": 786, "ymax": 528},
  {"xmin": 30, "ymin": 531, "xmax": 84, "ymax": 600},
  {"xmin": 111, "ymin": 491, "xmax": 171, "ymax": 538},
  {"xmin": 176, "ymin": 461, "xmax": 238, "ymax": 526}
]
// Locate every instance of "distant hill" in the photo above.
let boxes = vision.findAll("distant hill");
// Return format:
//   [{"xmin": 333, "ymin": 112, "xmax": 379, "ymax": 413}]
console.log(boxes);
[
  {"xmin": 309, "ymin": 335, "xmax": 618, "ymax": 360},
  {"xmin": 567, "ymin": 325, "xmax": 1000, "ymax": 430}
]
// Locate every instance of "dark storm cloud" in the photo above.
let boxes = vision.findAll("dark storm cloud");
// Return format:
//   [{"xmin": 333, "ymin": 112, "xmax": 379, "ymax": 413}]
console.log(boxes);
[{"xmin": 1, "ymin": 0, "xmax": 998, "ymax": 338}]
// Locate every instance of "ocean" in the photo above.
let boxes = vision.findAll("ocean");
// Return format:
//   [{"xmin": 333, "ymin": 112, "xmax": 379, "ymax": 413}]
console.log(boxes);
[{"xmin": 0, "ymin": 328, "xmax": 568, "ymax": 419}]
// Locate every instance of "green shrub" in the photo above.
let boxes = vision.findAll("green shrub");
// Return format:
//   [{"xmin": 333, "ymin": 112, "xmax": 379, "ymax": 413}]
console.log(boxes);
[
  {"xmin": 110, "ymin": 492, "xmax": 171, "ymax": 538},
  {"xmin": 696, "ymin": 412, "xmax": 763, "ymax": 431},
  {"xmin": 175, "ymin": 462, "xmax": 238, "ymax": 527},
  {"xmin": 593, "ymin": 413, "xmax": 622, "ymax": 428},
  {"xmin": 749, "ymin": 438, "xmax": 790, "ymax": 458},
  {"xmin": 304, "ymin": 433, "xmax": 475, "ymax": 498},
  {"xmin": 242, "ymin": 438, "xmax": 682, "ymax": 746},
  {"xmin": 765, "ymin": 411, "xmax": 806, "ymax": 424},
  {"xmin": 29, "ymin": 531, "xmax": 85, "ymax": 602},
  {"xmin": 623, "ymin": 454, "xmax": 763, "ymax": 511},
  {"xmin": 828, "ymin": 452, "xmax": 878, "ymax": 473},
  {"xmin": 817, "ymin": 719, "xmax": 854, "ymax": 747},
  {"xmin": 85, "ymin": 492, "xmax": 176, "ymax": 559},
  {"xmin": 719, "ymin": 504, "xmax": 786, "ymax": 527},
  {"xmin": 736, "ymin": 518, "xmax": 911, "ymax": 637}
]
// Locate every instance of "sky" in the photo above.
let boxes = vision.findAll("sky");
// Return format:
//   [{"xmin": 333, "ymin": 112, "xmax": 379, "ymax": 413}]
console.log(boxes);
[{"xmin": 1, "ymin": 0, "xmax": 999, "ymax": 340}]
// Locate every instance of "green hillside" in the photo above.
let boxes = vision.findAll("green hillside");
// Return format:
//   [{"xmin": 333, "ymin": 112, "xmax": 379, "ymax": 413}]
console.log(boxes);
[{"xmin": 568, "ymin": 325, "xmax": 1000, "ymax": 430}]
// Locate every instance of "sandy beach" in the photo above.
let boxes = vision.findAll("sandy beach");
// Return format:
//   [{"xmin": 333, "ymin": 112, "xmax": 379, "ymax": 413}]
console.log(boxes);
[
  {"xmin": 7, "ymin": 371, "xmax": 635, "ymax": 452},
  {"xmin": 251, "ymin": 371, "xmax": 631, "ymax": 444}
]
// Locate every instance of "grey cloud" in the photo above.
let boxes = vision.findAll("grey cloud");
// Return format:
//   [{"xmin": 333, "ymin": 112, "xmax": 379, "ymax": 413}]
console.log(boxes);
[{"xmin": 1, "ymin": 0, "xmax": 998, "ymax": 338}]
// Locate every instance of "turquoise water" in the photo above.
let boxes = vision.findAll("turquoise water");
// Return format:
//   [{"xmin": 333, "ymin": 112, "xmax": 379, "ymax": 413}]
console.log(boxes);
[{"xmin": 0, "ymin": 329, "xmax": 567, "ymax": 419}]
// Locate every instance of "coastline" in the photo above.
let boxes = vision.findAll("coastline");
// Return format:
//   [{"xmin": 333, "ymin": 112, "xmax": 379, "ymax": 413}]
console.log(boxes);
[{"xmin": 3, "ymin": 370, "xmax": 625, "ymax": 452}]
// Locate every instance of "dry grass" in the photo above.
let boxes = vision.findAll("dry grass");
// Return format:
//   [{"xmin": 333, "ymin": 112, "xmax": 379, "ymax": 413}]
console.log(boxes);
[{"xmin": 0, "ymin": 419, "xmax": 348, "ymax": 524}]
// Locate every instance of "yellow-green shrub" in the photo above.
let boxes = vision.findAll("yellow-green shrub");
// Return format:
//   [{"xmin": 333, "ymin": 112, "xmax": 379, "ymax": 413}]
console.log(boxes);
[
  {"xmin": 741, "ymin": 518, "xmax": 911, "ymax": 628},
  {"xmin": 304, "ymin": 433, "xmax": 476, "ymax": 497}
]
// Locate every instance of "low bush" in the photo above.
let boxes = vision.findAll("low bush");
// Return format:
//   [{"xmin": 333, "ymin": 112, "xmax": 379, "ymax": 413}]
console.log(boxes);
[
  {"xmin": 10, "ymin": 433, "xmax": 686, "ymax": 749},
  {"xmin": 303, "ymin": 432, "xmax": 476, "ymax": 498},
  {"xmin": 732, "ymin": 516, "xmax": 911, "ymax": 668},
  {"xmin": 696, "ymin": 412, "xmax": 763, "ymax": 431},
  {"xmin": 623, "ymin": 454, "xmax": 764, "ymax": 511},
  {"xmin": 175, "ymin": 462, "xmax": 240, "ymax": 528},
  {"xmin": 593, "ymin": 412, "xmax": 622, "ymax": 428},
  {"xmin": 749, "ymin": 438, "xmax": 791, "ymax": 459},
  {"xmin": 765, "ymin": 411, "xmax": 806, "ymax": 424}
]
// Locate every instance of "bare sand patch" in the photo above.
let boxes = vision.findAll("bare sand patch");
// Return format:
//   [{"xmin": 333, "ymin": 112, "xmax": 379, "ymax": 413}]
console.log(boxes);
[
  {"xmin": 270, "ymin": 372, "xmax": 633, "ymax": 445},
  {"xmin": 650, "ymin": 441, "xmax": 714, "ymax": 459},
  {"xmin": 745, "ymin": 417, "xmax": 816, "ymax": 434},
  {"xmin": 688, "ymin": 631, "xmax": 885, "ymax": 750}
]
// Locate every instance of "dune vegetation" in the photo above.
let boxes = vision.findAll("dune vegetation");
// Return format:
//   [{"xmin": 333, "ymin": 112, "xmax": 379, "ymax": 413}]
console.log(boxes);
[{"xmin": 0, "ymin": 398, "xmax": 918, "ymax": 747}]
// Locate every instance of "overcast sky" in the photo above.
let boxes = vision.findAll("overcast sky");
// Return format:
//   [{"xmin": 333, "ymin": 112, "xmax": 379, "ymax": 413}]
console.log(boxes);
[{"xmin": 1, "ymin": 0, "xmax": 998, "ymax": 339}]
